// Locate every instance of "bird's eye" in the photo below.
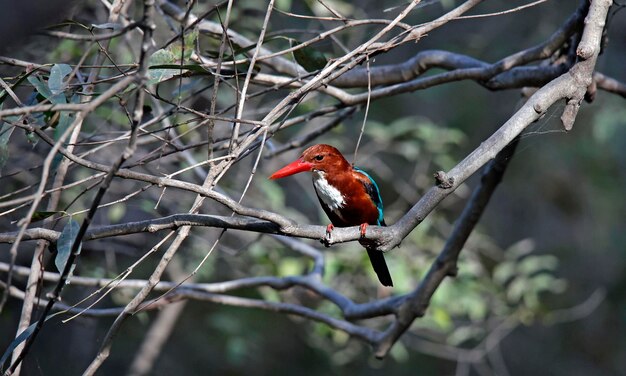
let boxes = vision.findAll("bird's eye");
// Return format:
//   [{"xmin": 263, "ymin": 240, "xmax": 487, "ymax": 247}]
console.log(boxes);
[{"xmin": 314, "ymin": 155, "xmax": 324, "ymax": 161}]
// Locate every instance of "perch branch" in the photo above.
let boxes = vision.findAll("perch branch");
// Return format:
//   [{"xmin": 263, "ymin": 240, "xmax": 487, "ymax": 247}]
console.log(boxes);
[{"xmin": 375, "ymin": 138, "xmax": 520, "ymax": 357}]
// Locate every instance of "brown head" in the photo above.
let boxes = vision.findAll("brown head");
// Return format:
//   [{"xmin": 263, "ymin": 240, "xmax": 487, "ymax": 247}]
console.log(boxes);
[{"xmin": 269, "ymin": 144, "xmax": 351, "ymax": 179}]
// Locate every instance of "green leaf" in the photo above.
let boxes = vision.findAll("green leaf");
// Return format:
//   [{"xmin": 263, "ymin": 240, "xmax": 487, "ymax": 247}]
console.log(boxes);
[
  {"xmin": 275, "ymin": 0, "xmax": 292, "ymax": 10},
  {"xmin": 518, "ymin": 255, "xmax": 558, "ymax": 276},
  {"xmin": 398, "ymin": 142, "xmax": 421, "ymax": 160},
  {"xmin": 170, "ymin": 28, "xmax": 198, "ymax": 61},
  {"xmin": 258, "ymin": 287, "xmax": 281, "ymax": 303},
  {"xmin": 466, "ymin": 297, "xmax": 488, "ymax": 321},
  {"xmin": 0, "ymin": 69, "xmax": 40, "ymax": 105},
  {"xmin": 278, "ymin": 257, "xmax": 302, "ymax": 276},
  {"xmin": 366, "ymin": 120, "xmax": 392, "ymax": 142},
  {"xmin": 48, "ymin": 64, "xmax": 72, "ymax": 95},
  {"xmin": 530, "ymin": 273, "xmax": 567, "ymax": 294},
  {"xmin": 506, "ymin": 276, "xmax": 527, "ymax": 303},
  {"xmin": 31, "ymin": 211, "xmax": 61, "ymax": 222},
  {"xmin": 226, "ymin": 337, "xmax": 248, "ymax": 364},
  {"xmin": 523, "ymin": 289, "xmax": 541, "ymax": 310},
  {"xmin": 27, "ymin": 73, "xmax": 66, "ymax": 104},
  {"xmin": 91, "ymin": 22, "xmax": 123, "ymax": 30},
  {"xmin": 50, "ymin": 111, "xmax": 73, "ymax": 171},
  {"xmin": 593, "ymin": 104, "xmax": 626, "ymax": 143},
  {"xmin": 389, "ymin": 341, "xmax": 410, "ymax": 362},
  {"xmin": 51, "ymin": 94, "xmax": 79, "ymax": 171},
  {"xmin": 107, "ymin": 204, "xmax": 126, "ymax": 223},
  {"xmin": 55, "ymin": 218, "xmax": 82, "ymax": 277},
  {"xmin": 146, "ymin": 30, "xmax": 200, "ymax": 85},
  {"xmin": 27, "ymin": 75, "xmax": 54, "ymax": 100},
  {"xmin": 0, "ymin": 122, "xmax": 15, "ymax": 173},
  {"xmin": 493, "ymin": 261, "xmax": 515, "ymax": 285},
  {"xmin": 292, "ymin": 41, "xmax": 328, "ymax": 72},
  {"xmin": 148, "ymin": 49, "xmax": 180, "ymax": 84},
  {"xmin": 431, "ymin": 307, "xmax": 453, "ymax": 330}
]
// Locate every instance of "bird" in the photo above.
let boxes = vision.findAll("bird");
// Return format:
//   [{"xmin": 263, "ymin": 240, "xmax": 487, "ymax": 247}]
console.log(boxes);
[{"xmin": 269, "ymin": 144, "xmax": 393, "ymax": 287}]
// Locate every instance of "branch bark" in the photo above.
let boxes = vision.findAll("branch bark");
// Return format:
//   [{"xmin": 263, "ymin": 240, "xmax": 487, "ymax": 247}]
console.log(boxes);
[{"xmin": 0, "ymin": 0, "xmax": 616, "ymax": 368}]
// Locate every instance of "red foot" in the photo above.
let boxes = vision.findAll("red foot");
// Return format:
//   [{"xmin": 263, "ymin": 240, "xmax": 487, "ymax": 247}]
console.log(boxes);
[
  {"xmin": 322, "ymin": 224, "xmax": 334, "ymax": 247},
  {"xmin": 326, "ymin": 223, "xmax": 335, "ymax": 235},
  {"xmin": 359, "ymin": 223, "xmax": 368, "ymax": 237}
]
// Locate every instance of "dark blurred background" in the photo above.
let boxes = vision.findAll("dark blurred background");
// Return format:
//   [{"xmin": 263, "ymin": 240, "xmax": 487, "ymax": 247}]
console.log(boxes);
[{"xmin": 0, "ymin": 0, "xmax": 625, "ymax": 375}]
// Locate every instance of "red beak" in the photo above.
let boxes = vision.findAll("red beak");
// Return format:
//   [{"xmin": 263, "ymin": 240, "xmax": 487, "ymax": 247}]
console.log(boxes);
[{"xmin": 269, "ymin": 159, "xmax": 313, "ymax": 179}]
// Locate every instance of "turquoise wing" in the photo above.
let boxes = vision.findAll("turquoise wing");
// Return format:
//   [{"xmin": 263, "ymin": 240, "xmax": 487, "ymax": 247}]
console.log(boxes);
[{"xmin": 353, "ymin": 167, "xmax": 385, "ymax": 226}]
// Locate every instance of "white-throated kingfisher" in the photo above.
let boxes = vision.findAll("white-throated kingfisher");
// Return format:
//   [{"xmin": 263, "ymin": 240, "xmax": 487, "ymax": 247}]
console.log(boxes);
[{"xmin": 269, "ymin": 144, "xmax": 393, "ymax": 287}]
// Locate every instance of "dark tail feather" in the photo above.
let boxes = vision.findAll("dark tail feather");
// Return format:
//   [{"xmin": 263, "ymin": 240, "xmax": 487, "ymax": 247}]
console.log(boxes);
[{"xmin": 366, "ymin": 248, "xmax": 393, "ymax": 287}]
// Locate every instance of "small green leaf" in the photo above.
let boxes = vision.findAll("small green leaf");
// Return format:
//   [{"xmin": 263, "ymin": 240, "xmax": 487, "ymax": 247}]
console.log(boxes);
[
  {"xmin": 27, "ymin": 75, "xmax": 54, "ymax": 100},
  {"xmin": 226, "ymin": 337, "xmax": 248, "ymax": 364},
  {"xmin": 292, "ymin": 41, "xmax": 328, "ymax": 72},
  {"xmin": 0, "ymin": 122, "xmax": 14, "ymax": 172},
  {"xmin": 91, "ymin": 22, "xmax": 123, "ymax": 30},
  {"xmin": 278, "ymin": 257, "xmax": 302, "ymax": 276},
  {"xmin": 258, "ymin": 288, "xmax": 281, "ymax": 303},
  {"xmin": 275, "ymin": 0, "xmax": 292, "ymax": 11},
  {"xmin": 27, "ymin": 72, "xmax": 66, "ymax": 104},
  {"xmin": 50, "ymin": 94, "xmax": 79, "ymax": 170},
  {"xmin": 148, "ymin": 49, "xmax": 179, "ymax": 84},
  {"xmin": 530, "ymin": 273, "xmax": 567, "ymax": 294},
  {"xmin": 506, "ymin": 276, "xmax": 527, "ymax": 303},
  {"xmin": 518, "ymin": 255, "xmax": 558, "ymax": 276},
  {"xmin": 48, "ymin": 64, "xmax": 72, "ymax": 95},
  {"xmin": 0, "ymin": 70, "xmax": 39, "ymax": 105},
  {"xmin": 107, "ymin": 204, "xmax": 126, "ymax": 223},
  {"xmin": 493, "ymin": 261, "xmax": 515, "ymax": 285},
  {"xmin": 389, "ymin": 341, "xmax": 410, "ymax": 362},
  {"xmin": 523, "ymin": 289, "xmax": 541, "ymax": 310},
  {"xmin": 431, "ymin": 307, "xmax": 453, "ymax": 330},
  {"xmin": 31, "ymin": 211, "xmax": 61, "ymax": 222},
  {"xmin": 466, "ymin": 297, "xmax": 488, "ymax": 321},
  {"xmin": 55, "ymin": 218, "xmax": 82, "ymax": 277},
  {"xmin": 170, "ymin": 28, "xmax": 198, "ymax": 61},
  {"xmin": 51, "ymin": 111, "xmax": 73, "ymax": 171}
]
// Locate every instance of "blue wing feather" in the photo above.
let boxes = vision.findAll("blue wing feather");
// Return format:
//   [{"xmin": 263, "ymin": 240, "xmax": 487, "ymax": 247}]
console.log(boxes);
[{"xmin": 353, "ymin": 167, "xmax": 385, "ymax": 226}]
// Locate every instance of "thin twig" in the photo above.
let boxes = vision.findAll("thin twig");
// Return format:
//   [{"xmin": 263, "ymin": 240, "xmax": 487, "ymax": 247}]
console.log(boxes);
[{"xmin": 352, "ymin": 56, "xmax": 371, "ymax": 165}]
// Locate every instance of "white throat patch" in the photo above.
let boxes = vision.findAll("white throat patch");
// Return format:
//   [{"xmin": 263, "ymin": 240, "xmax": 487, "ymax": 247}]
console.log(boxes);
[{"xmin": 312, "ymin": 171, "xmax": 345, "ymax": 211}]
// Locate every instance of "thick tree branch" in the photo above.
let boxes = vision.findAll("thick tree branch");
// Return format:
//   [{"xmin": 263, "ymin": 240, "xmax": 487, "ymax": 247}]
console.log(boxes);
[
  {"xmin": 375, "ymin": 138, "xmax": 520, "ymax": 357},
  {"xmin": 332, "ymin": 2, "xmax": 586, "ymax": 88},
  {"xmin": 0, "ymin": 0, "xmax": 609, "ymax": 256},
  {"xmin": 375, "ymin": 0, "xmax": 610, "ymax": 254},
  {"xmin": 0, "ymin": 0, "xmax": 617, "ymax": 368}
]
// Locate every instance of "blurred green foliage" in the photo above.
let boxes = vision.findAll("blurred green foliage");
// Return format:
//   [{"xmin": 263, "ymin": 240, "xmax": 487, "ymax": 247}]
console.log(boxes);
[
  {"xmin": 1, "ymin": 0, "xmax": 624, "ymax": 375},
  {"xmin": 254, "ymin": 115, "xmax": 569, "ymax": 365}
]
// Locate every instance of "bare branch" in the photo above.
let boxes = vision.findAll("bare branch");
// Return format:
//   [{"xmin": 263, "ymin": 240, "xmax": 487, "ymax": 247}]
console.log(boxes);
[
  {"xmin": 594, "ymin": 72, "xmax": 626, "ymax": 98},
  {"xmin": 0, "ymin": 0, "xmax": 618, "ymax": 370},
  {"xmin": 7, "ymin": 0, "xmax": 158, "ymax": 371},
  {"xmin": 375, "ymin": 138, "xmax": 520, "ymax": 357}
]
